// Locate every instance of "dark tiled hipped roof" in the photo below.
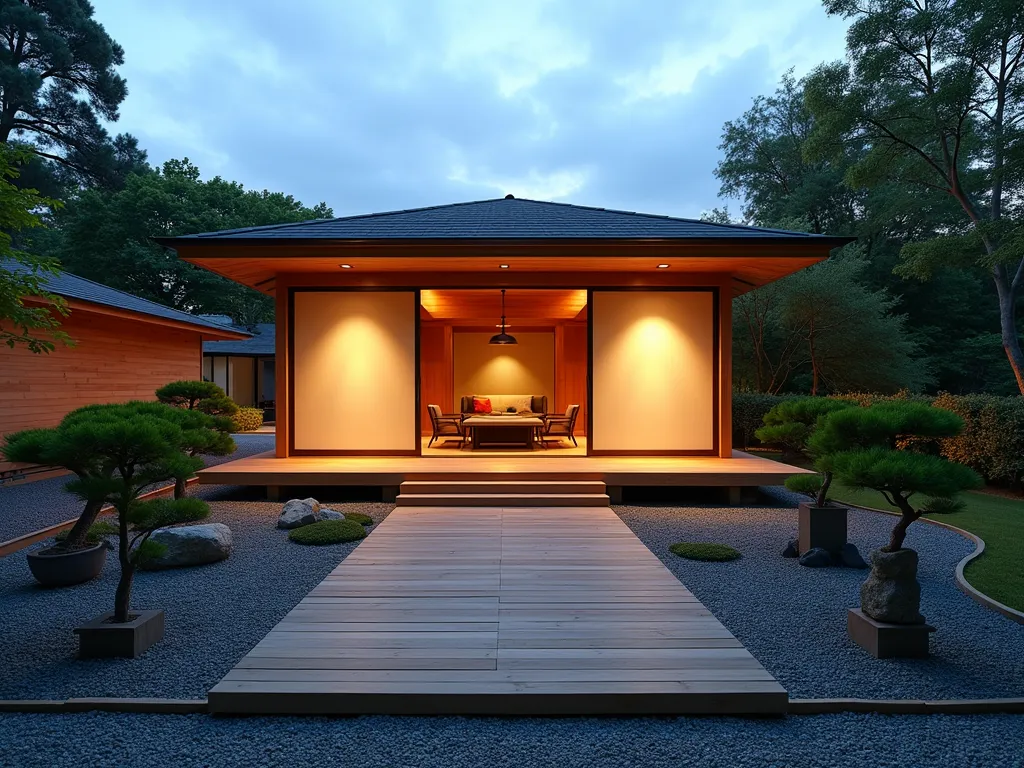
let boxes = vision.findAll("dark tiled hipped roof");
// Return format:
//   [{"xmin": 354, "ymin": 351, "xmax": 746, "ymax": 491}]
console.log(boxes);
[
  {"xmin": 203, "ymin": 323, "xmax": 275, "ymax": 355},
  {"xmin": 2, "ymin": 259, "xmax": 245, "ymax": 336},
  {"xmin": 163, "ymin": 197, "xmax": 850, "ymax": 244}
]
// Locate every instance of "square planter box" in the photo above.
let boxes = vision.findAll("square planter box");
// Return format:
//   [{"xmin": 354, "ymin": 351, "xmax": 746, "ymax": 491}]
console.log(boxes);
[
  {"xmin": 799, "ymin": 503, "xmax": 847, "ymax": 553},
  {"xmin": 848, "ymin": 608, "xmax": 935, "ymax": 658},
  {"xmin": 74, "ymin": 609, "xmax": 165, "ymax": 659}
]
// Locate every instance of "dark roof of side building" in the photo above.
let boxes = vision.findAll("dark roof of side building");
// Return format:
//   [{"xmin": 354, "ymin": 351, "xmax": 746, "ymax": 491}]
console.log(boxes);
[
  {"xmin": 2, "ymin": 260, "xmax": 248, "ymax": 338},
  {"xmin": 203, "ymin": 323, "xmax": 274, "ymax": 355},
  {"xmin": 156, "ymin": 197, "xmax": 855, "ymax": 245}
]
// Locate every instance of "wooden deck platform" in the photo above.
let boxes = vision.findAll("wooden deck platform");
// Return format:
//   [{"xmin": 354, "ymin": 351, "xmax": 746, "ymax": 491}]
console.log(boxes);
[
  {"xmin": 196, "ymin": 450, "xmax": 808, "ymax": 488},
  {"xmin": 208, "ymin": 506, "xmax": 787, "ymax": 716}
]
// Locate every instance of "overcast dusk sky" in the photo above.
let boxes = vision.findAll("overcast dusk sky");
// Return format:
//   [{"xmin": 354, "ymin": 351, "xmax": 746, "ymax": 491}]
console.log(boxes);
[{"xmin": 93, "ymin": 0, "xmax": 850, "ymax": 219}]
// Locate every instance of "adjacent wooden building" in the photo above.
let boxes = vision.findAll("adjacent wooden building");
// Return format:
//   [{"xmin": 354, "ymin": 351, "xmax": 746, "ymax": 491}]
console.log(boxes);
[{"xmin": 0, "ymin": 264, "xmax": 247, "ymax": 482}]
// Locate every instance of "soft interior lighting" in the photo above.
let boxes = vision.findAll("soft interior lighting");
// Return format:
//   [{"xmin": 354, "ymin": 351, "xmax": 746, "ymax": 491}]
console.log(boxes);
[
  {"xmin": 499, "ymin": 264, "xmax": 509, "ymax": 269},
  {"xmin": 657, "ymin": 264, "xmax": 670, "ymax": 269},
  {"xmin": 339, "ymin": 264, "xmax": 352, "ymax": 269}
]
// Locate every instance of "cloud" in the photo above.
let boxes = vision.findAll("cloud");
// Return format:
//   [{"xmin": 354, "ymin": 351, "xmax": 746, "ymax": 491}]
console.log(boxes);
[{"xmin": 93, "ymin": 0, "xmax": 848, "ymax": 218}]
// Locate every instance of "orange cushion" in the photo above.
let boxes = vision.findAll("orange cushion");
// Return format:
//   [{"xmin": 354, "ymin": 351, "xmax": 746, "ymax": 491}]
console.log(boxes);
[{"xmin": 473, "ymin": 397, "xmax": 492, "ymax": 413}]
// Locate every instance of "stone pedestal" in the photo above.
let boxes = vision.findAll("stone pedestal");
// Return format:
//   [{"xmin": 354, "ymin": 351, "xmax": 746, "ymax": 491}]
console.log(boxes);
[
  {"xmin": 74, "ymin": 609, "xmax": 165, "ymax": 659},
  {"xmin": 848, "ymin": 609, "xmax": 934, "ymax": 658},
  {"xmin": 798, "ymin": 503, "xmax": 847, "ymax": 553}
]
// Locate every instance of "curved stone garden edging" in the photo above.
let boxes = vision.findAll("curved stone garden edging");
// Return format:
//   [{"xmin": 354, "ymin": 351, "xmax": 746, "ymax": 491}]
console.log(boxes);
[{"xmin": 838, "ymin": 500, "xmax": 1024, "ymax": 626}]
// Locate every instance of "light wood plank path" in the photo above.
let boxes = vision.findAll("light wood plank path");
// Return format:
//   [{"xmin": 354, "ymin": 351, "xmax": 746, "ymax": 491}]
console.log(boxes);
[{"xmin": 208, "ymin": 507, "xmax": 787, "ymax": 715}]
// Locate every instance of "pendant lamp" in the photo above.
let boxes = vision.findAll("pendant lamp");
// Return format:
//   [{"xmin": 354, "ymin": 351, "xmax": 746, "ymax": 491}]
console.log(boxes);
[{"xmin": 489, "ymin": 289, "xmax": 517, "ymax": 345}]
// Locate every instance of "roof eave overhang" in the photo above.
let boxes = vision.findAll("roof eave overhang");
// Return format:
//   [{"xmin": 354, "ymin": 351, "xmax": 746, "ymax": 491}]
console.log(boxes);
[{"xmin": 156, "ymin": 235, "xmax": 856, "ymax": 250}]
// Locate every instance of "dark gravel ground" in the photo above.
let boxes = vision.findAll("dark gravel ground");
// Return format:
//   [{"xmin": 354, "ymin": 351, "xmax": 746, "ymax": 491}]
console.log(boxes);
[
  {"xmin": 1, "ymin": 711, "xmax": 1022, "ymax": 768},
  {"xmin": 0, "ymin": 487, "xmax": 391, "ymax": 700},
  {"xmin": 615, "ymin": 490, "xmax": 1024, "ymax": 700},
  {"xmin": 0, "ymin": 434, "xmax": 275, "ymax": 542}
]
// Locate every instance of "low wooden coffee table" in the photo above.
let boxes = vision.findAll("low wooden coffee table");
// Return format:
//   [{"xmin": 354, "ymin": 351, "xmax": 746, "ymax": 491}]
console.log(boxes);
[{"xmin": 463, "ymin": 415, "xmax": 544, "ymax": 450}]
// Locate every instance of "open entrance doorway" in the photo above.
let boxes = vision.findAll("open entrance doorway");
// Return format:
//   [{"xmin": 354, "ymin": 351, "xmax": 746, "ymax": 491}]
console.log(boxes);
[{"xmin": 418, "ymin": 288, "xmax": 587, "ymax": 456}]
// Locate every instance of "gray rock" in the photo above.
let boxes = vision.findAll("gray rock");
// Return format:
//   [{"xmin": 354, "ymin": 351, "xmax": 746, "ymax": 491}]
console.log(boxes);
[
  {"xmin": 838, "ymin": 542, "xmax": 868, "ymax": 569},
  {"xmin": 782, "ymin": 539, "xmax": 799, "ymax": 558},
  {"xmin": 277, "ymin": 498, "xmax": 320, "ymax": 529},
  {"xmin": 319, "ymin": 508, "xmax": 345, "ymax": 521},
  {"xmin": 798, "ymin": 547, "xmax": 833, "ymax": 568},
  {"xmin": 860, "ymin": 548, "xmax": 925, "ymax": 624},
  {"xmin": 142, "ymin": 524, "xmax": 232, "ymax": 570}
]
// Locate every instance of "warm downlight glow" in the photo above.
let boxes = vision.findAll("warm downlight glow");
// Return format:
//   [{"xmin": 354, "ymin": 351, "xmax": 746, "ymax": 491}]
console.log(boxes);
[
  {"xmin": 591, "ymin": 291, "xmax": 715, "ymax": 451},
  {"xmin": 292, "ymin": 292, "xmax": 416, "ymax": 451}
]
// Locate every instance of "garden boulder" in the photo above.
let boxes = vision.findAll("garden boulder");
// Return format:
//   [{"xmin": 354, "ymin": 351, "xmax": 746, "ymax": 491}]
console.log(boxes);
[
  {"xmin": 860, "ymin": 548, "xmax": 925, "ymax": 624},
  {"xmin": 278, "ymin": 498, "xmax": 321, "ymax": 529},
  {"xmin": 319, "ymin": 508, "xmax": 345, "ymax": 521},
  {"xmin": 142, "ymin": 523, "xmax": 232, "ymax": 570},
  {"xmin": 782, "ymin": 539, "xmax": 799, "ymax": 558},
  {"xmin": 798, "ymin": 547, "xmax": 833, "ymax": 568}
]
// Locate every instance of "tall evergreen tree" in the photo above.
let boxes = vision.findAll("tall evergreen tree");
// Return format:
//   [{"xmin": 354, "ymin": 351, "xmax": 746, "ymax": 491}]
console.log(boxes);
[{"xmin": 0, "ymin": 0, "xmax": 142, "ymax": 187}]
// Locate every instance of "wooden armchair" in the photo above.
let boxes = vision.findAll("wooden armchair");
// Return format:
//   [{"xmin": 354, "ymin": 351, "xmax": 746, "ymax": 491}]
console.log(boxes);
[
  {"xmin": 539, "ymin": 404, "xmax": 580, "ymax": 447},
  {"xmin": 427, "ymin": 404, "xmax": 465, "ymax": 447}
]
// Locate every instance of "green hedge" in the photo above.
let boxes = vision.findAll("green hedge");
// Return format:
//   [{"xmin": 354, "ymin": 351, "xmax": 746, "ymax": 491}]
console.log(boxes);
[
  {"xmin": 736, "ymin": 390, "xmax": 1024, "ymax": 486},
  {"xmin": 231, "ymin": 406, "xmax": 264, "ymax": 432},
  {"xmin": 932, "ymin": 393, "xmax": 1024, "ymax": 486}
]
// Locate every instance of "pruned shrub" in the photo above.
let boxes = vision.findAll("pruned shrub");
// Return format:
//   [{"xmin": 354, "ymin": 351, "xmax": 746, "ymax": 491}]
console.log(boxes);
[
  {"xmin": 231, "ymin": 407, "xmax": 264, "ymax": 433},
  {"xmin": 289, "ymin": 519, "xmax": 367, "ymax": 545},
  {"xmin": 669, "ymin": 542, "xmax": 741, "ymax": 562},
  {"xmin": 340, "ymin": 511, "xmax": 374, "ymax": 526},
  {"xmin": 932, "ymin": 393, "xmax": 1024, "ymax": 487}
]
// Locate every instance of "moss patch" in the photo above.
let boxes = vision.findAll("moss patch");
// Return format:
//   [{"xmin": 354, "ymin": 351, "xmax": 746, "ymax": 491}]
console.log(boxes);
[
  {"xmin": 288, "ymin": 519, "xmax": 367, "ymax": 545},
  {"xmin": 669, "ymin": 542, "xmax": 741, "ymax": 562},
  {"xmin": 340, "ymin": 511, "xmax": 374, "ymax": 526}
]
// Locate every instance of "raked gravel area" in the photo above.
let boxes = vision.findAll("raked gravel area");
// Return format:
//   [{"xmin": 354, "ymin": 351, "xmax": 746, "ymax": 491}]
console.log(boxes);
[
  {"xmin": 615, "ymin": 490, "xmax": 1024, "ymax": 700},
  {"xmin": 0, "ymin": 486, "xmax": 392, "ymax": 700},
  {"xmin": 0, "ymin": 433, "xmax": 275, "ymax": 542},
  {"xmin": 1, "ymin": 711, "xmax": 1022, "ymax": 768}
]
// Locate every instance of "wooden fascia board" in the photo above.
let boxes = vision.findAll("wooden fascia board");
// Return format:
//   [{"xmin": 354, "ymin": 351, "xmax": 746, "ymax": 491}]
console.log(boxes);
[{"xmin": 22, "ymin": 296, "xmax": 250, "ymax": 341}]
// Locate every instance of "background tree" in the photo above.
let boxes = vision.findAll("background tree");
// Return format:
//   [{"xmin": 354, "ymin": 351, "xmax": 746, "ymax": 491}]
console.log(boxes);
[
  {"xmin": 717, "ymin": 68, "xmax": 1012, "ymax": 395},
  {"xmin": 733, "ymin": 255, "xmax": 930, "ymax": 394},
  {"xmin": 43, "ymin": 158, "xmax": 332, "ymax": 323},
  {"xmin": 0, "ymin": 144, "xmax": 70, "ymax": 352},
  {"xmin": 804, "ymin": 0, "xmax": 1024, "ymax": 393},
  {"xmin": 0, "ymin": 0, "xmax": 142, "ymax": 188}
]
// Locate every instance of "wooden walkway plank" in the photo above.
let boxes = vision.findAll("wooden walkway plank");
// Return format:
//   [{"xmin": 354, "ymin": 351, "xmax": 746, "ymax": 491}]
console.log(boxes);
[{"xmin": 208, "ymin": 506, "xmax": 786, "ymax": 715}]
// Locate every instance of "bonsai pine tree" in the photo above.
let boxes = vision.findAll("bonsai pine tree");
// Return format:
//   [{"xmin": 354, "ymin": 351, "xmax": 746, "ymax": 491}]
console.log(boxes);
[
  {"xmin": 156, "ymin": 380, "xmax": 239, "ymax": 417},
  {"xmin": 3, "ymin": 404, "xmax": 130, "ymax": 551},
  {"xmin": 62, "ymin": 404, "xmax": 211, "ymax": 622},
  {"xmin": 154, "ymin": 383, "xmax": 237, "ymax": 498},
  {"xmin": 134, "ymin": 399, "xmax": 235, "ymax": 498},
  {"xmin": 814, "ymin": 402, "xmax": 982, "ymax": 549},
  {"xmin": 757, "ymin": 397, "xmax": 853, "ymax": 462}
]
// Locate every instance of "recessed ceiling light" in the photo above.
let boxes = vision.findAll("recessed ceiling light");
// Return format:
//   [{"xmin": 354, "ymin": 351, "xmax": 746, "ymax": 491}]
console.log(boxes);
[
  {"xmin": 657, "ymin": 264, "xmax": 670, "ymax": 269},
  {"xmin": 339, "ymin": 264, "xmax": 352, "ymax": 269},
  {"xmin": 499, "ymin": 264, "xmax": 509, "ymax": 269}
]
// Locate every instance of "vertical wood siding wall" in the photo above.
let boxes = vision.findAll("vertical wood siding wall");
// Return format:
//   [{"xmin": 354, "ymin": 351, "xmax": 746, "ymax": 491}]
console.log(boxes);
[{"xmin": 0, "ymin": 309, "xmax": 202, "ymax": 474}]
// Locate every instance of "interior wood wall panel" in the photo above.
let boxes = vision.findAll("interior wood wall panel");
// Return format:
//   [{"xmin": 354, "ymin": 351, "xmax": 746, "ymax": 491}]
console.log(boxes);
[
  {"xmin": 555, "ymin": 323, "xmax": 588, "ymax": 436},
  {"xmin": 453, "ymin": 332, "xmax": 555, "ymax": 408},
  {"xmin": 0, "ymin": 310, "xmax": 201, "ymax": 474},
  {"xmin": 419, "ymin": 323, "xmax": 453, "ymax": 434}
]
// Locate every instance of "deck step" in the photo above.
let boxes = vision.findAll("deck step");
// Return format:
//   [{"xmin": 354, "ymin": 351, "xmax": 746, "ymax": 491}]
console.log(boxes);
[
  {"xmin": 399, "ymin": 480, "xmax": 607, "ymax": 495},
  {"xmin": 396, "ymin": 493, "xmax": 611, "ymax": 507}
]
